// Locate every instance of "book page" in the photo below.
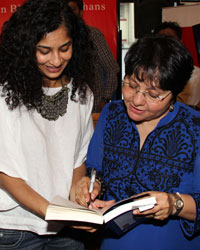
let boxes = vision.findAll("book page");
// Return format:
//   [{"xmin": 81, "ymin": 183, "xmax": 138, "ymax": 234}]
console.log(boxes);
[
  {"xmin": 102, "ymin": 193, "xmax": 150, "ymax": 214},
  {"xmin": 45, "ymin": 196, "xmax": 104, "ymax": 224},
  {"xmin": 103, "ymin": 196, "xmax": 157, "ymax": 223},
  {"xmin": 51, "ymin": 196, "xmax": 90, "ymax": 211}
]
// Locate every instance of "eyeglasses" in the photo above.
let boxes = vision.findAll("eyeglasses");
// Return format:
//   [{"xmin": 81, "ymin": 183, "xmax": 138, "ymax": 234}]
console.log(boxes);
[{"xmin": 122, "ymin": 80, "xmax": 171, "ymax": 103}]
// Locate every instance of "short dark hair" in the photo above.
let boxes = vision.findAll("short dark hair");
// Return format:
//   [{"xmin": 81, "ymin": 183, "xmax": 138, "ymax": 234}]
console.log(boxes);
[
  {"xmin": 125, "ymin": 35, "xmax": 193, "ymax": 98},
  {"xmin": 66, "ymin": 0, "xmax": 83, "ymax": 10},
  {"xmin": 0, "ymin": 0, "xmax": 93, "ymax": 110},
  {"xmin": 153, "ymin": 21, "xmax": 182, "ymax": 40}
]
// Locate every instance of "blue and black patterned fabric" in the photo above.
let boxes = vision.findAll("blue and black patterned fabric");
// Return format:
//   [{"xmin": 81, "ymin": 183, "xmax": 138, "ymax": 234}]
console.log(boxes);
[{"xmin": 86, "ymin": 100, "xmax": 200, "ymax": 250}]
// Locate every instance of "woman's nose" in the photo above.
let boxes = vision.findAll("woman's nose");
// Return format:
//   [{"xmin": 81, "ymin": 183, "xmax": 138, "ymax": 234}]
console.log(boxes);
[
  {"xmin": 50, "ymin": 52, "xmax": 62, "ymax": 67},
  {"xmin": 132, "ymin": 91, "xmax": 146, "ymax": 106}
]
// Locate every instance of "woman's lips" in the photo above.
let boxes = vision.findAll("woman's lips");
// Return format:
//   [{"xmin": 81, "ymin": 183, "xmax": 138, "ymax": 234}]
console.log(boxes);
[
  {"xmin": 46, "ymin": 66, "xmax": 63, "ymax": 73},
  {"xmin": 129, "ymin": 104, "xmax": 145, "ymax": 114}
]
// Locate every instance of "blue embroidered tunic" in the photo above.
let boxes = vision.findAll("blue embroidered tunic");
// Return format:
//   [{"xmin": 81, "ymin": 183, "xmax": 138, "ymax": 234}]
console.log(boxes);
[{"xmin": 86, "ymin": 100, "xmax": 200, "ymax": 250}]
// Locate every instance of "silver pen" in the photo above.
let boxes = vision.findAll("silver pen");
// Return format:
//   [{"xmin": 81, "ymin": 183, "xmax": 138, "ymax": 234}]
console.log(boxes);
[{"xmin": 89, "ymin": 168, "xmax": 96, "ymax": 194}]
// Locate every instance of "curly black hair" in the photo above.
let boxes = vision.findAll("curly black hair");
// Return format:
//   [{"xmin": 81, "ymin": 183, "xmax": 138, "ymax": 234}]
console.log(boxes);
[{"xmin": 0, "ymin": 0, "xmax": 94, "ymax": 110}]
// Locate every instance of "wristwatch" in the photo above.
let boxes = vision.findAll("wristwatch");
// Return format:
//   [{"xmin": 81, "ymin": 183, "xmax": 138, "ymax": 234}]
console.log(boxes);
[{"xmin": 172, "ymin": 192, "xmax": 184, "ymax": 216}]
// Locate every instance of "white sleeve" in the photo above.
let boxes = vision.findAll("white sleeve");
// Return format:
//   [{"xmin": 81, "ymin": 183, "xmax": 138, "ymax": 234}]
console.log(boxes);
[
  {"xmin": 0, "ymin": 97, "xmax": 28, "ymax": 210},
  {"xmin": 74, "ymin": 89, "xmax": 94, "ymax": 168}
]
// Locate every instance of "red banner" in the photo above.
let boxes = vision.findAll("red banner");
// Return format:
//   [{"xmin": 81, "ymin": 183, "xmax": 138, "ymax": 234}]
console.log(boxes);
[
  {"xmin": 0, "ymin": 0, "xmax": 117, "ymax": 58},
  {"xmin": 83, "ymin": 0, "xmax": 117, "ymax": 59},
  {"xmin": 182, "ymin": 27, "xmax": 199, "ymax": 67},
  {"xmin": 0, "ymin": 0, "xmax": 25, "ymax": 31}
]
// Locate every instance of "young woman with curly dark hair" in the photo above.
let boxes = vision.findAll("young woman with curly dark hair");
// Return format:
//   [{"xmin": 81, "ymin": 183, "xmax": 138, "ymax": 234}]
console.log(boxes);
[{"xmin": 0, "ymin": 0, "xmax": 95, "ymax": 248}]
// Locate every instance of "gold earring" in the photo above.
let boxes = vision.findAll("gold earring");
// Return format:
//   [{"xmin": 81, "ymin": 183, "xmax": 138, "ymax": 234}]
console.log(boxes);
[{"xmin": 169, "ymin": 104, "xmax": 174, "ymax": 112}]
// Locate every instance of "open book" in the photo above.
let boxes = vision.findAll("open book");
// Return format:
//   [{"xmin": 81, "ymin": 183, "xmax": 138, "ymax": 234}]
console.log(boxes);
[{"xmin": 45, "ymin": 194, "xmax": 156, "ymax": 236}]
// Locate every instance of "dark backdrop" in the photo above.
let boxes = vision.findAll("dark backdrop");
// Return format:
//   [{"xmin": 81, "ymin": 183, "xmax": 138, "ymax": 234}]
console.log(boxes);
[{"xmin": 134, "ymin": 0, "xmax": 176, "ymax": 38}]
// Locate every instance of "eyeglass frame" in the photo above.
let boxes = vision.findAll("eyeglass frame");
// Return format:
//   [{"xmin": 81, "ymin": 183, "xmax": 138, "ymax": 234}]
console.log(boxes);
[{"xmin": 122, "ymin": 80, "xmax": 172, "ymax": 103}]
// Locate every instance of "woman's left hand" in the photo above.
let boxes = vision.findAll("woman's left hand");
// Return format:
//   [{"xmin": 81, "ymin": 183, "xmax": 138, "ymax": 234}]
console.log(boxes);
[{"xmin": 133, "ymin": 191, "xmax": 174, "ymax": 220}]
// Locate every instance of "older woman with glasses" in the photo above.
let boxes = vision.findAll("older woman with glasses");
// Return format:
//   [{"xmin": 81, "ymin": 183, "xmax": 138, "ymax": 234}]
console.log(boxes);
[{"xmin": 75, "ymin": 35, "xmax": 200, "ymax": 250}]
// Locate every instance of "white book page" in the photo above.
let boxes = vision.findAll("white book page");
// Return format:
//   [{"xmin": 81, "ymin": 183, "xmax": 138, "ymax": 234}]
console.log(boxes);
[
  {"xmin": 103, "ymin": 197, "xmax": 156, "ymax": 223},
  {"xmin": 45, "ymin": 196, "xmax": 104, "ymax": 224}
]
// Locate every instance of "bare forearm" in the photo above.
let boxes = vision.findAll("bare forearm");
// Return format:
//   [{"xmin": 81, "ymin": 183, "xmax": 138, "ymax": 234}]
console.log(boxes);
[{"xmin": 0, "ymin": 172, "xmax": 49, "ymax": 218}]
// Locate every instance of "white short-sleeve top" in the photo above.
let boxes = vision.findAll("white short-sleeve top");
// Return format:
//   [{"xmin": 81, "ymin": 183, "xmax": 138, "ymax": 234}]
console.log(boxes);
[{"xmin": 0, "ymin": 80, "xmax": 94, "ymax": 235}]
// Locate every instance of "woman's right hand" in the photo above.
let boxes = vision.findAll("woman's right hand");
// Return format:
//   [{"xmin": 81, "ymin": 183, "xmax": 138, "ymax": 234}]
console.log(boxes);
[{"xmin": 74, "ymin": 176, "xmax": 101, "ymax": 207}]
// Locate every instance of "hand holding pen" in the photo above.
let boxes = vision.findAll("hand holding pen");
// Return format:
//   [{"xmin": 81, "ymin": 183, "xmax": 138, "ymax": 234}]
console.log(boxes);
[
  {"xmin": 87, "ymin": 168, "xmax": 114, "ymax": 209},
  {"xmin": 74, "ymin": 167, "xmax": 101, "ymax": 207}
]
